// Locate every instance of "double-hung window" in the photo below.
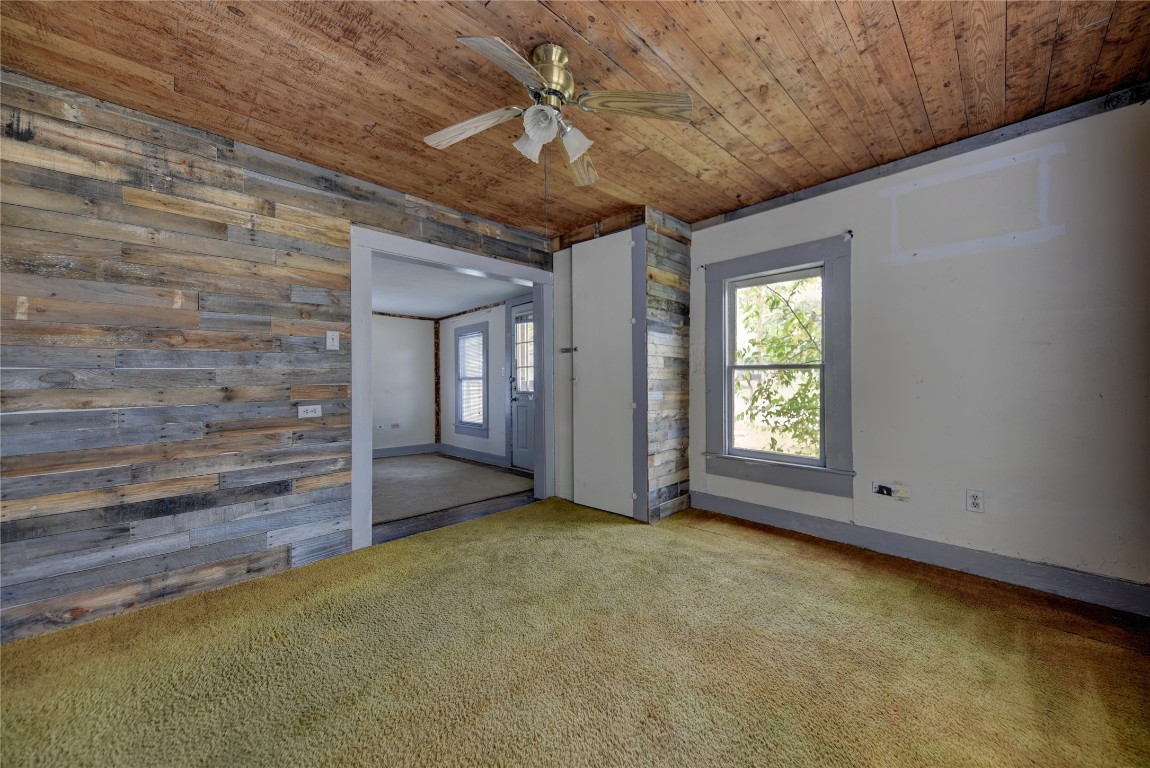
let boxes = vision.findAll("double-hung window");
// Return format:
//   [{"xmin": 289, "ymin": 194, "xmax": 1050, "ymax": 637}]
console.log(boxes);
[
  {"xmin": 705, "ymin": 234, "xmax": 854, "ymax": 496},
  {"xmin": 455, "ymin": 322, "xmax": 488, "ymax": 438}
]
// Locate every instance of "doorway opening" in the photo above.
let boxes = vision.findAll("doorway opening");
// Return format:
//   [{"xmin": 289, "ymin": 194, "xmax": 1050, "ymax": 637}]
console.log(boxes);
[{"xmin": 349, "ymin": 227, "xmax": 555, "ymax": 549}]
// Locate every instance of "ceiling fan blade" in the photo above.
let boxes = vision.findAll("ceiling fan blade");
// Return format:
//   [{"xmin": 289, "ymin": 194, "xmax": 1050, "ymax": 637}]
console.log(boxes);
[
  {"xmin": 424, "ymin": 106, "xmax": 525, "ymax": 150},
  {"xmin": 559, "ymin": 142, "xmax": 599, "ymax": 187},
  {"xmin": 458, "ymin": 36, "xmax": 547, "ymax": 92},
  {"xmin": 573, "ymin": 91, "xmax": 693, "ymax": 122}
]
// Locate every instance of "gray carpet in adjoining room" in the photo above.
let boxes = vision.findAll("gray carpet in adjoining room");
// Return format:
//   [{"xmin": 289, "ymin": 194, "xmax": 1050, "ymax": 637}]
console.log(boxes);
[{"xmin": 372, "ymin": 453, "xmax": 534, "ymax": 524}]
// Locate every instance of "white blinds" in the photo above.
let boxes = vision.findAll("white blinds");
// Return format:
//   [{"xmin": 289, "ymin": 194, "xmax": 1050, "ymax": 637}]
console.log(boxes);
[{"xmin": 458, "ymin": 331, "xmax": 484, "ymax": 424}]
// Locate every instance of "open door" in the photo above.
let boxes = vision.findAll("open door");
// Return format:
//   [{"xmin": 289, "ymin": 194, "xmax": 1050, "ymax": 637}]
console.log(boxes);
[{"xmin": 570, "ymin": 230, "xmax": 637, "ymax": 517}]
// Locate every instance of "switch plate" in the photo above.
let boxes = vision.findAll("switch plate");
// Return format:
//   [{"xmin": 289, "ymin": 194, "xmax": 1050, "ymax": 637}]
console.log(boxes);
[
  {"xmin": 966, "ymin": 489, "xmax": 985, "ymax": 513},
  {"xmin": 298, "ymin": 405, "xmax": 322, "ymax": 418},
  {"xmin": 325, "ymin": 331, "xmax": 340, "ymax": 351}
]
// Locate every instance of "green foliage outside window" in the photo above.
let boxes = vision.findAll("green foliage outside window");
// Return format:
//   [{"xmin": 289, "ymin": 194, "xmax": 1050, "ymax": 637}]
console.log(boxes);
[{"xmin": 732, "ymin": 274, "xmax": 823, "ymax": 458}]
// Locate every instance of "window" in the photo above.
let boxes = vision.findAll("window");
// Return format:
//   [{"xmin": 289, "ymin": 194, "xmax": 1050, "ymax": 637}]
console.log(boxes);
[
  {"xmin": 705, "ymin": 234, "xmax": 853, "ymax": 497},
  {"xmin": 514, "ymin": 310, "xmax": 535, "ymax": 394},
  {"xmin": 455, "ymin": 322, "xmax": 488, "ymax": 438}
]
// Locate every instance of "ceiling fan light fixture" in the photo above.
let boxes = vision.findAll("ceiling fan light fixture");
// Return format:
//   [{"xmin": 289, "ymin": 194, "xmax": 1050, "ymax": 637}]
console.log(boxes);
[
  {"xmin": 514, "ymin": 104, "xmax": 559, "ymax": 163},
  {"xmin": 559, "ymin": 122, "xmax": 593, "ymax": 163},
  {"xmin": 512, "ymin": 133, "xmax": 547, "ymax": 163}
]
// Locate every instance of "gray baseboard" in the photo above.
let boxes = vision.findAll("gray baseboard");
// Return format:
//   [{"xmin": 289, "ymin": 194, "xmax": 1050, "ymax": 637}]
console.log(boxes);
[
  {"xmin": 372, "ymin": 443, "xmax": 439, "ymax": 459},
  {"xmin": 691, "ymin": 491, "xmax": 1150, "ymax": 617},
  {"xmin": 438, "ymin": 443, "xmax": 511, "ymax": 468}
]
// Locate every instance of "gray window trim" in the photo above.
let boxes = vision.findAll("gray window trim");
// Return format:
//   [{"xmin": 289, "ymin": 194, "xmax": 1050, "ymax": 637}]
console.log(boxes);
[
  {"xmin": 705, "ymin": 233, "xmax": 854, "ymax": 497},
  {"xmin": 454, "ymin": 321, "xmax": 489, "ymax": 439}
]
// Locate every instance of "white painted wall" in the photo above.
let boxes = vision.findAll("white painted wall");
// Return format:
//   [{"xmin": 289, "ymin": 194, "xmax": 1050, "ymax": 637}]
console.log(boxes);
[
  {"xmin": 440, "ymin": 304, "xmax": 507, "ymax": 460},
  {"xmin": 371, "ymin": 315, "xmax": 435, "ymax": 451},
  {"xmin": 691, "ymin": 104, "xmax": 1150, "ymax": 583},
  {"xmin": 553, "ymin": 247, "xmax": 575, "ymax": 500}
]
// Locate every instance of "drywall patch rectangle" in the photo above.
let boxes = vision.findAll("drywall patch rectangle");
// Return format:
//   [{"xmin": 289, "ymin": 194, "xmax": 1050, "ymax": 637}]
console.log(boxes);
[{"xmin": 882, "ymin": 143, "xmax": 1066, "ymax": 265}]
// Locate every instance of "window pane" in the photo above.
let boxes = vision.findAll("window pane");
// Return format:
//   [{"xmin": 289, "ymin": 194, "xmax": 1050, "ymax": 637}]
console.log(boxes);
[
  {"xmin": 734, "ymin": 274, "xmax": 823, "ymax": 365},
  {"xmin": 458, "ymin": 332, "xmax": 484, "ymax": 378},
  {"xmin": 731, "ymin": 368, "xmax": 821, "ymax": 458},
  {"xmin": 515, "ymin": 315, "xmax": 534, "ymax": 394},
  {"xmin": 460, "ymin": 379, "xmax": 484, "ymax": 424}
]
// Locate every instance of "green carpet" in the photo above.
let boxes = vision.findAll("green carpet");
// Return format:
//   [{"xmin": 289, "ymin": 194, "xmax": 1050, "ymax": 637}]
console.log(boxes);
[{"xmin": 3, "ymin": 499, "xmax": 1148, "ymax": 767}]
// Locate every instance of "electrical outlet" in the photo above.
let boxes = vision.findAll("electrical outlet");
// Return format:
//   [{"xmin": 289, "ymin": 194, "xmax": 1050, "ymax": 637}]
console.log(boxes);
[
  {"xmin": 966, "ymin": 489, "xmax": 985, "ymax": 513},
  {"xmin": 325, "ymin": 331, "xmax": 340, "ymax": 351},
  {"xmin": 298, "ymin": 405, "xmax": 322, "ymax": 418}
]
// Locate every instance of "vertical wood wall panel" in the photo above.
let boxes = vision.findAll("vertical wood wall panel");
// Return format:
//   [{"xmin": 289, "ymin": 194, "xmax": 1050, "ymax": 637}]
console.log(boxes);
[
  {"xmin": 0, "ymin": 70, "xmax": 550, "ymax": 641},
  {"xmin": 644, "ymin": 209, "xmax": 691, "ymax": 522}
]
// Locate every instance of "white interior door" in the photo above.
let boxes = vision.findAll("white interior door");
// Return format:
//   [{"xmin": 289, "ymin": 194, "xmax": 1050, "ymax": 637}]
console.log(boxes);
[{"xmin": 571, "ymin": 230, "xmax": 634, "ymax": 517}]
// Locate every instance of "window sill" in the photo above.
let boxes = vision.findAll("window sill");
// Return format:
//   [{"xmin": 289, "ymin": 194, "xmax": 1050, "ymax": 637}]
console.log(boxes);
[
  {"xmin": 704, "ymin": 453, "xmax": 855, "ymax": 498},
  {"xmin": 453, "ymin": 423, "xmax": 489, "ymax": 439}
]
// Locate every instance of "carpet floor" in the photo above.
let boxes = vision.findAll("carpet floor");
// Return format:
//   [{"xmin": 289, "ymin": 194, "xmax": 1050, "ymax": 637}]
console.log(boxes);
[
  {"xmin": 2, "ymin": 499, "xmax": 1148, "ymax": 767},
  {"xmin": 372, "ymin": 453, "xmax": 533, "ymax": 524}
]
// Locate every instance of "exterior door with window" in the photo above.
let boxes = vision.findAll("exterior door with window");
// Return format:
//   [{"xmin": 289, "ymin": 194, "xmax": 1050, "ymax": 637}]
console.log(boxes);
[{"xmin": 511, "ymin": 304, "xmax": 535, "ymax": 471}]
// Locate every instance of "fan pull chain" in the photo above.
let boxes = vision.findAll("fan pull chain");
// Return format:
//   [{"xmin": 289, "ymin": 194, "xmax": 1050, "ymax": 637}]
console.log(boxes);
[{"xmin": 543, "ymin": 142, "xmax": 552, "ymax": 238}]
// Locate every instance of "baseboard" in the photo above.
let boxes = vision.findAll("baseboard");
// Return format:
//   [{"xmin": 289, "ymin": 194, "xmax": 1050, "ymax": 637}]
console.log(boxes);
[
  {"xmin": 691, "ymin": 491, "xmax": 1150, "ymax": 617},
  {"xmin": 372, "ymin": 443, "xmax": 439, "ymax": 459},
  {"xmin": 436, "ymin": 443, "xmax": 511, "ymax": 468}
]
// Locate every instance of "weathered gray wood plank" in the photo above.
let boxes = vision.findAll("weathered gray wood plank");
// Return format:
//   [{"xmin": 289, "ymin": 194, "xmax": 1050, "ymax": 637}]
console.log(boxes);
[
  {"xmin": 226, "ymin": 224, "xmax": 349, "ymax": 261},
  {"xmin": 0, "ymin": 368, "xmax": 215, "ymax": 391},
  {"xmin": 267, "ymin": 517, "xmax": 350, "ymax": 547},
  {"xmin": 0, "ymin": 345, "xmax": 116, "ymax": 369},
  {"xmin": 198, "ymin": 293, "xmax": 350, "ymax": 323},
  {"xmin": 131, "ymin": 442, "xmax": 350, "ymax": 484},
  {"xmin": 0, "ymin": 408, "xmax": 119, "ymax": 435},
  {"xmin": 0, "ymin": 524, "xmax": 131, "ymax": 566},
  {"xmin": 1, "ymin": 423, "xmax": 205, "ymax": 458},
  {"xmin": 218, "ymin": 456, "xmax": 351, "ymax": 490},
  {"xmin": 0, "ymin": 480, "xmax": 293, "ymax": 543},
  {"xmin": 115, "ymin": 349, "xmax": 350, "ymax": 369},
  {"xmin": 0, "ymin": 465, "xmax": 133, "ymax": 500},
  {"xmin": 290, "ymin": 528, "xmax": 351, "ymax": 567},
  {"xmin": 2, "ymin": 531, "xmax": 191, "ymax": 587},
  {"xmin": 114, "ymin": 398, "xmax": 349, "ymax": 427},
  {"xmin": 288, "ymin": 284, "xmax": 350, "ymax": 306},
  {"xmin": 130, "ymin": 485, "xmax": 350, "ymax": 539},
  {"xmin": 1, "ymin": 536, "xmax": 276, "ymax": 615},
  {"xmin": 1, "ymin": 204, "xmax": 276, "ymax": 263},
  {"xmin": 189, "ymin": 500, "xmax": 348, "ymax": 547}
]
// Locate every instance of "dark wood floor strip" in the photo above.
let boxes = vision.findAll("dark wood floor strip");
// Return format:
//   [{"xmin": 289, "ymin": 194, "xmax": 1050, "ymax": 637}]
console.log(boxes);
[{"xmin": 371, "ymin": 491, "xmax": 536, "ymax": 545}]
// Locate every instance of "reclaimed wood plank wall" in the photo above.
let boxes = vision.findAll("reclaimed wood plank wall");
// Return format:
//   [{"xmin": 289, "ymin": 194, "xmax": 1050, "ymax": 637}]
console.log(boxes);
[
  {"xmin": 644, "ymin": 208, "xmax": 690, "ymax": 523},
  {"xmin": 0, "ymin": 71, "xmax": 550, "ymax": 642}
]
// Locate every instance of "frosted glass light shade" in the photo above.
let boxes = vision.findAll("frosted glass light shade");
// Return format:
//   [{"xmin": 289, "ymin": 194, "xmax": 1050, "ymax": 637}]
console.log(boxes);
[
  {"xmin": 560, "ymin": 124, "xmax": 593, "ymax": 162},
  {"xmin": 513, "ymin": 134, "xmax": 546, "ymax": 163},
  {"xmin": 514, "ymin": 105, "xmax": 559, "ymax": 164}
]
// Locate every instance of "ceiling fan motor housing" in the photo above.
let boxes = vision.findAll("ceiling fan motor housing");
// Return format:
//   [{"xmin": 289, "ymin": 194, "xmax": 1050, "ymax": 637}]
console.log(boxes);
[{"xmin": 531, "ymin": 43, "xmax": 574, "ymax": 108}]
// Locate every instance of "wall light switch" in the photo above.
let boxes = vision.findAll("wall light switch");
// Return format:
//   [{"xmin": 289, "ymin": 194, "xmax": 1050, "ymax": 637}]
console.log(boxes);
[
  {"xmin": 298, "ymin": 405, "xmax": 322, "ymax": 418},
  {"xmin": 325, "ymin": 331, "xmax": 340, "ymax": 351}
]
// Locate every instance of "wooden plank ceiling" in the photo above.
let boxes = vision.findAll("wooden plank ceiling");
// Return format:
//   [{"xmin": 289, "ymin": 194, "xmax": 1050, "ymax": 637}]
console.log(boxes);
[{"xmin": 2, "ymin": 1, "xmax": 1147, "ymax": 238}]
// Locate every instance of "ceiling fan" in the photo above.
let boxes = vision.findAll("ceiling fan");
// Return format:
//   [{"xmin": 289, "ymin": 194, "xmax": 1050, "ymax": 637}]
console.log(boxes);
[{"xmin": 424, "ymin": 37, "xmax": 693, "ymax": 187}]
